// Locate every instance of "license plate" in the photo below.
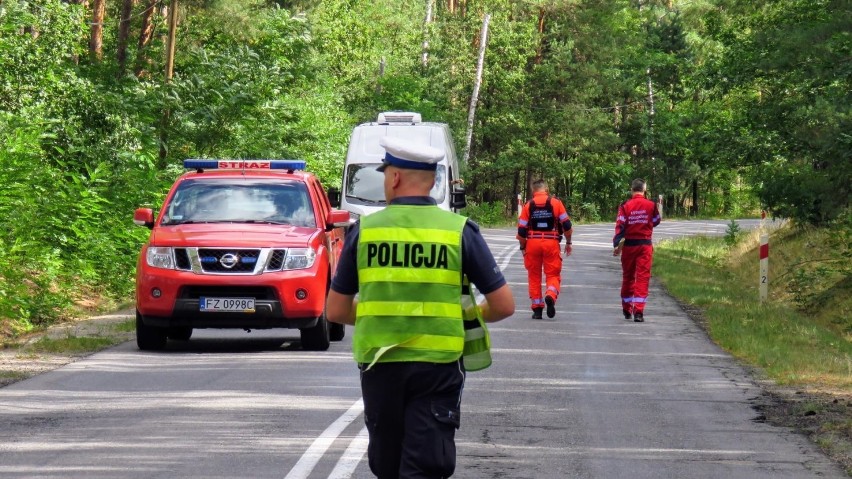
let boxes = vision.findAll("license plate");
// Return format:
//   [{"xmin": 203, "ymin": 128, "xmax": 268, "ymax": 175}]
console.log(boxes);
[{"xmin": 199, "ymin": 297, "xmax": 255, "ymax": 313}]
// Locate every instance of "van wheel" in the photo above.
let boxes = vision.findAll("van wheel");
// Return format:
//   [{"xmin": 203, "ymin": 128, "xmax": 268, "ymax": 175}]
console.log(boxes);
[
  {"xmin": 330, "ymin": 322, "xmax": 345, "ymax": 341},
  {"xmin": 167, "ymin": 327, "xmax": 193, "ymax": 341},
  {"xmin": 136, "ymin": 310, "xmax": 167, "ymax": 350},
  {"xmin": 300, "ymin": 310, "xmax": 330, "ymax": 351}
]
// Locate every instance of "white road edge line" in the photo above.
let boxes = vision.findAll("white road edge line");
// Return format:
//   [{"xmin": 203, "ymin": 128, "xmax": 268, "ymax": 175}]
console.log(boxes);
[
  {"xmin": 327, "ymin": 426, "xmax": 369, "ymax": 479},
  {"xmin": 284, "ymin": 399, "xmax": 365, "ymax": 479},
  {"xmin": 497, "ymin": 243, "xmax": 515, "ymax": 272}
]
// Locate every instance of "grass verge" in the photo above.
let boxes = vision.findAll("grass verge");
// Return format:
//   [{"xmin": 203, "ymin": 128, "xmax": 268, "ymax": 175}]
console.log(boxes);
[{"xmin": 654, "ymin": 219, "xmax": 851, "ymax": 473}]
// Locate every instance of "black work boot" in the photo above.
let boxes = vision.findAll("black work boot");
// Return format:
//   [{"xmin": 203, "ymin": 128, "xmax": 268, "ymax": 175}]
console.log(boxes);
[
  {"xmin": 531, "ymin": 308, "xmax": 543, "ymax": 320},
  {"xmin": 545, "ymin": 296, "xmax": 556, "ymax": 318},
  {"xmin": 623, "ymin": 310, "xmax": 632, "ymax": 320},
  {"xmin": 633, "ymin": 312, "xmax": 644, "ymax": 322}
]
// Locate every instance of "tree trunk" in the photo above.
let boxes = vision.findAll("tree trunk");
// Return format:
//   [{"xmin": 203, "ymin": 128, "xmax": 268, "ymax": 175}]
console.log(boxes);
[
  {"xmin": 117, "ymin": 0, "xmax": 136, "ymax": 77},
  {"xmin": 646, "ymin": 68, "xmax": 655, "ymax": 162},
  {"xmin": 164, "ymin": 0, "xmax": 178, "ymax": 81},
  {"xmin": 512, "ymin": 169, "xmax": 520, "ymax": 216},
  {"xmin": 421, "ymin": 0, "xmax": 433, "ymax": 68},
  {"xmin": 89, "ymin": 0, "xmax": 106, "ymax": 60},
  {"xmin": 691, "ymin": 179, "xmax": 699, "ymax": 216},
  {"xmin": 534, "ymin": 8, "xmax": 545, "ymax": 64},
  {"xmin": 462, "ymin": 13, "xmax": 490, "ymax": 165},
  {"xmin": 134, "ymin": 0, "xmax": 157, "ymax": 77}
]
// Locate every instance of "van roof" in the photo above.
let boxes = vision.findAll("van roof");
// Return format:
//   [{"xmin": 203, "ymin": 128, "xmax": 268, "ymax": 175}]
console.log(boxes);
[
  {"xmin": 376, "ymin": 111, "xmax": 421, "ymax": 124},
  {"xmin": 349, "ymin": 124, "xmax": 451, "ymax": 162}
]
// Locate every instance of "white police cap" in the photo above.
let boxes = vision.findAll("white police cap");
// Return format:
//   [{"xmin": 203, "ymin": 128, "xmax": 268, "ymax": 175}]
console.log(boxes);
[{"xmin": 377, "ymin": 136, "xmax": 444, "ymax": 172}]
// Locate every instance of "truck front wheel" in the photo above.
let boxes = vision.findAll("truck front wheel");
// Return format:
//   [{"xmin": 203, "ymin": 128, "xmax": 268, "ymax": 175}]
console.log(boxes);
[
  {"xmin": 136, "ymin": 310, "xmax": 168, "ymax": 351},
  {"xmin": 300, "ymin": 310, "xmax": 330, "ymax": 351}
]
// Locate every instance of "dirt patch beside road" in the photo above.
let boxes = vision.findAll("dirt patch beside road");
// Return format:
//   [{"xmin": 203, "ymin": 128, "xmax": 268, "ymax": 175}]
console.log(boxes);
[
  {"xmin": 755, "ymin": 384, "xmax": 852, "ymax": 475},
  {"xmin": 0, "ymin": 309, "xmax": 135, "ymax": 388}
]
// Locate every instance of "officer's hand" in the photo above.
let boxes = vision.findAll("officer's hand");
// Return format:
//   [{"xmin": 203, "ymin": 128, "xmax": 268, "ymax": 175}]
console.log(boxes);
[
  {"xmin": 613, "ymin": 247, "xmax": 622, "ymax": 257},
  {"xmin": 564, "ymin": 244, "xmax": 572, "ymax": 257},
  {"xmin": 520, "ymin": 248, "xmax": 526, "ymax": 256}
]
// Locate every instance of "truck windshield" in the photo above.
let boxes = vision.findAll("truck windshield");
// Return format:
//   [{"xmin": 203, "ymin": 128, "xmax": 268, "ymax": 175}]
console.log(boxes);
[
  {"xmin": 344, "ymin": 163, "xmax": 446, "ymax": 205},
  {"xmin": 161, "ymin": 179, "xmax": 316, "ymax": 227}
]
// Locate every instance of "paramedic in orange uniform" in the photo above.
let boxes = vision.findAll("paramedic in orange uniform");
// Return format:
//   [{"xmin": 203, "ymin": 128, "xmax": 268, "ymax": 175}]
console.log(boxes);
[
  {"xmin": 612, "ymin": 178, "xmax": 661, "ymax": 322},
  {"xmin": 517, "ymin": 179, "xmax": 573, "ymax": 319}
]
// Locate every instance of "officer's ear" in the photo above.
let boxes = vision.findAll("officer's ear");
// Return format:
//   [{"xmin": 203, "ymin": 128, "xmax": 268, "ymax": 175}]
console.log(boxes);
[{"xmin": 391, "ymin": 170, "xmax": 402, "ymax": 189}]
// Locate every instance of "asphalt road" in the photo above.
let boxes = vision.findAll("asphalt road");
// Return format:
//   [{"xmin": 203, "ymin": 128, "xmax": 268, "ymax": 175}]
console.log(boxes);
[{"xmin": 0, "ymin": 219, "xmax": 845, "ymax": 478}]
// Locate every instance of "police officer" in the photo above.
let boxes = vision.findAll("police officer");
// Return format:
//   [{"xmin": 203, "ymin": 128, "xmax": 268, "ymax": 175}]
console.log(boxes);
[
  {"xmin": 612, "ymin": 178, "xmax": 661, "ymax": 322},
  {"xmin": 516, "ymin": 179, "xmax": 573, "ymax": 319},
  {"xmin": 326, "ymin": 136, "xmax": 515, "ymax": 479}
]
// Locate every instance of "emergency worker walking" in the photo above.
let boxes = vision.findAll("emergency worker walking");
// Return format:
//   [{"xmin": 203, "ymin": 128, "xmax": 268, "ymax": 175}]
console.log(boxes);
[
  {"xmin": 516, "ymin": 179, "xmax": 573, "ymax": 319},
  {"xmin": 612, "ymin": 178, "xmax": 661, "ymax": 322},
  {"xmin": 326, "ymin": 136, "xmax": 515, "ymax": 479}
]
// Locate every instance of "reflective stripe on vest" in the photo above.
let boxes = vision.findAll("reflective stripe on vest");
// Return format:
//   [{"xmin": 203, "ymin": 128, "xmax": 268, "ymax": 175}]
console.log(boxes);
[
  {"xmin": 355, "ymin": 205, "xmax": 467, "ymax": 366},
  {"xmin": 461, "ymin": 278, "xmax": 492, "ymax": 371}
]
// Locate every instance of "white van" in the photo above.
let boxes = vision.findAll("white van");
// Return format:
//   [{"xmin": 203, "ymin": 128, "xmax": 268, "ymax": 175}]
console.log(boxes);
[{"xmin": 335, "ymin": 112, "xmax": 466, "ymax": 221}]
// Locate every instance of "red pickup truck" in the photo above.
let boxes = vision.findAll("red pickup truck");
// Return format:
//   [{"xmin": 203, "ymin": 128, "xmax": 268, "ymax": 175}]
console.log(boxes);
[{"xmin": 133, "ymin": 160, "xmax": 350, "ymax": 351}]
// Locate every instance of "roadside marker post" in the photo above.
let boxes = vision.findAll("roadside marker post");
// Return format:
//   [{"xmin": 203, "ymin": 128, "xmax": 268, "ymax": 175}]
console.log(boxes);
[
  {"xmin": 658, "ymin": 194, "xmax": 663, "ymax": 219},
  {"xmin": 517, "ymin": 193, "xmax": 522, "ymax": 217},
  {"xmin": 759, "ymin": 234, "xmax": 769, "ymax": 302}
]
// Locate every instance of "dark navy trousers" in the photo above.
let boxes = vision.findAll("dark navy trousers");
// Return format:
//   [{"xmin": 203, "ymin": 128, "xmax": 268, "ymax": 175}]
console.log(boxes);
[{"xmin": 360, "ymin": 360, "xmax": 466, "ymax": 478}]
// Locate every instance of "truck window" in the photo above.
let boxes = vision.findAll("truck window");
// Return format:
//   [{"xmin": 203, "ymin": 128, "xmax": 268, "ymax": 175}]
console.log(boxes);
[{"xmin": 162, "ymin": 179, "xmax": 316, "ymax": 227}]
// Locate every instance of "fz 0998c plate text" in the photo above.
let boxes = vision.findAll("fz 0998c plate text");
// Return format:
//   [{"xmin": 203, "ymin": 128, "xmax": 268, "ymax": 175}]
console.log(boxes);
[{"xmin": 200, "ymin": 297, "xmax": 255, "ymax": 313}]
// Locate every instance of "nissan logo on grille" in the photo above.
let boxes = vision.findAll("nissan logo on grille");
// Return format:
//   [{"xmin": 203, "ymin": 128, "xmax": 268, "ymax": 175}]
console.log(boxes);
[{"xmin": 219, "ymin": 253, "xmax": 239, "ymax": 269}]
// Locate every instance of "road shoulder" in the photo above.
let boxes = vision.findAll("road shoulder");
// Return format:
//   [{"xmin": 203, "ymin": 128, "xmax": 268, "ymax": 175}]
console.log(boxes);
[{"xmin": 0, "ymin": 309, "xmax": 135, "ymax": 388}]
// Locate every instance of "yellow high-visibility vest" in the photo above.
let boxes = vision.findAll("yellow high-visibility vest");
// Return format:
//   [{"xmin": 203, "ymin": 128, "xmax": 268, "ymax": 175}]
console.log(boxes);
[{"xmin": 354, "ymin": 204, "xmax": 467, "ymax": 366}]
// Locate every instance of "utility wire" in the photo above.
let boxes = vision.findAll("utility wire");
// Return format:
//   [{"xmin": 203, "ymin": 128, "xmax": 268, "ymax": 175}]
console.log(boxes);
[{"xmin": 485, "ymin": 99, "xmax": 646, "ymax": 113}]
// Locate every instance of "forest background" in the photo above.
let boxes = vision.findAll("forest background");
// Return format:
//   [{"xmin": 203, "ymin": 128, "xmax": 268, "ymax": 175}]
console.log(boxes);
[{"xmin": 0, "ymin": 0, "xmax": 848, "ymax": 334}]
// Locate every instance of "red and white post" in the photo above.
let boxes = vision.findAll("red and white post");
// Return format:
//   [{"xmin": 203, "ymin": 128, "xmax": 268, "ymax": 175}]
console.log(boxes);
[{"xmin": 759, "ymin": 234, "xmax": 769, "ymax": 302}]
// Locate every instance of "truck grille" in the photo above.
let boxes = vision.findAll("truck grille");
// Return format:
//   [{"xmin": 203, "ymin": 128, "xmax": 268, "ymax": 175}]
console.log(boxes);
[
  {"xmin": 173, "ymin": 248, "xmax": 293, "ymax": 275},
  {"xmin": 198, "ymin": 249, "xmax": 260, "ymax": 273}
]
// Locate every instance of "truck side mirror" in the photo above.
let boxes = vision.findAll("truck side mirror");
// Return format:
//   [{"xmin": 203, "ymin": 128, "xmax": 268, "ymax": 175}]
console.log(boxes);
[
  {"xmin": 450, "ymin": 187, "xmax": 466, "ymax": 210},
  {"xmin": 133, "ymin": 208, "xmax": 155, "ymax": 229},
  {"xmin": 326, "ymin": 209, "xmax": 350, "ymax": 230},
  {"xmin": 327, "ymin": 188, "xmax": 341, "ymax": 208}
]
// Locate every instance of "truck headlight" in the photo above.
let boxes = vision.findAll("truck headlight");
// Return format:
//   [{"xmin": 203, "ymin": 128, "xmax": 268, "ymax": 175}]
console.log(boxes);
[
  {"xmin": 146, "ymin": 247, "xmax": 175, "ymax": 269},
  {"xmin": 283, "ymin": 247, "xmax": 316, "ymax": 270}
]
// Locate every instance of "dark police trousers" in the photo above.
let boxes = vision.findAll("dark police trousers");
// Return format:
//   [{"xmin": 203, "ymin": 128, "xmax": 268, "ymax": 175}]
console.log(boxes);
[{"xmin": 360, "ymin": 360, "xmax": 465, "ymax": 478}]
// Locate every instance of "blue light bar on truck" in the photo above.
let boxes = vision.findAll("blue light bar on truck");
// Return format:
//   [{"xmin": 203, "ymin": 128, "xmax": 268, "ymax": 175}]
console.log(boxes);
[{"xmin": 183, "ymin": 159, "xmax": 306, "ymax": 170}]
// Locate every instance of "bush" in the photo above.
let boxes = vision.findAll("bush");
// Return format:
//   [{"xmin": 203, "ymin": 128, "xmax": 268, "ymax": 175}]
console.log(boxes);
[
  {"xmin": 572, "ymin": 202, "xmax": 602, "ymax": 222},
  {"xmin": 464, "ymin": 201, "xmax": 513, "ymax": 227}
]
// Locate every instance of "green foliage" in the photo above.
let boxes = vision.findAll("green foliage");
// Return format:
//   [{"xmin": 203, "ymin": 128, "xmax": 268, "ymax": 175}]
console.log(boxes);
[
  {"xmin": 0, "ymin": 0, "xmax": 846, "ymax": 335},
  {"xmin": 707, "ymin": 0, "xmax": 851, "ymax": 225},
  {"xmin": 463, "ymin": 202, "xmax": 513, "ymax": 228},
  {"xmin": 572, "ymin": 202, "xmax": 602, "ymax": 223}
]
